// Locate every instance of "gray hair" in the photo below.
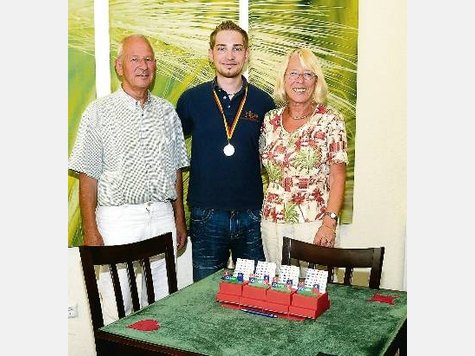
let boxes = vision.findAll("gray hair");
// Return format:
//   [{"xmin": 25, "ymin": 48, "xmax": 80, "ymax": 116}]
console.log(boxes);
[{"xmin": 116, "ymin": 34, "xmax": 154, "ymax": 58}]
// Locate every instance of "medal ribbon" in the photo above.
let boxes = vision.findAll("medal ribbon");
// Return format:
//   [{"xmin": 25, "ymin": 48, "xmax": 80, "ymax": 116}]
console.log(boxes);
[{"xmin": 212, "ymin": 85, "xmax": 248, "ymax": 141}]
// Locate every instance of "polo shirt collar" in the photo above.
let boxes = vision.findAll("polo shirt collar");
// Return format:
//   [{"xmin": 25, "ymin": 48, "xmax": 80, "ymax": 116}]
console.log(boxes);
[{"xmin": 212, "ymin": 76, "xmax": 248, "ymax": 96}]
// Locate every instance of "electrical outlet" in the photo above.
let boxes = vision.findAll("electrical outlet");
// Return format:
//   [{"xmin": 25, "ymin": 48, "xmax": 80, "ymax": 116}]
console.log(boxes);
[{"xmin": 68, "ymin": 303, "xmax": 78, "ymax": 318}]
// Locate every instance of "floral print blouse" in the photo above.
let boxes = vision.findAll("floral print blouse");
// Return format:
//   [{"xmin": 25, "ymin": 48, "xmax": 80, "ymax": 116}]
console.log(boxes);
[{"xmin": 259, "ymin": 104, "xmax": 348, "ymax": 224}]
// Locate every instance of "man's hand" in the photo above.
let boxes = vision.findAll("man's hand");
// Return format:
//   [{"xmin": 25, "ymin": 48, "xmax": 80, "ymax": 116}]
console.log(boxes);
[
  {"xmin": 176, "ymin": 221, "xmax": 188, "ymax": 250},
  {"xmin": 83, "ymin": 230, "xmax": 104, "ymax": 246}
]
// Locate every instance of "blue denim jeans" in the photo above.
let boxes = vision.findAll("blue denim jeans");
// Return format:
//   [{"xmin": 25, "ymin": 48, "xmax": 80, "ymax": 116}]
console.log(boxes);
[{"xmin": 190, "ymin": 207, "xmax": 265, "ymax": 282}]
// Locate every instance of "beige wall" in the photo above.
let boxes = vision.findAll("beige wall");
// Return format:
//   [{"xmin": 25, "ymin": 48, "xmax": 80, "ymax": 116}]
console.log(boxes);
[
  {"xmin": 339, "ymin": 0, "xmax": 406, "ymax": 291},
  {"xmin": 68, "ymin": 0, "xmax": 406, "ymax": 354}
]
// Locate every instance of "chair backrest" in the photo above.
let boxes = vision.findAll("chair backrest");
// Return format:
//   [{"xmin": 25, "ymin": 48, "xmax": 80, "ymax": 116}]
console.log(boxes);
[
  {"xmin": 281, "ymin": 236, "xmax": 385, "ymax": 289},
  {"xmin": 79, "ymin": 232, "xmax": 178, "ymax": 332}
]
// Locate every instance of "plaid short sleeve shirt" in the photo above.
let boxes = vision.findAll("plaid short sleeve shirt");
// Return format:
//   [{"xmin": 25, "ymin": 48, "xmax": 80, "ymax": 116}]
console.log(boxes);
[
  {"xmin": 260, "ymin": 104, "xmax": 348, "ymax": 223},
  {"xmin": 68, "ymin": 87, "xmax": 189, "ymax": 206}
]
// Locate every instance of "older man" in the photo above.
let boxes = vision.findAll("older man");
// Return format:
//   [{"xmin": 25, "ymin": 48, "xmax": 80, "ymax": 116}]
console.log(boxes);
[{"xmin": 69, "ymin": 34, "xmax": 189, "ymax": 324}]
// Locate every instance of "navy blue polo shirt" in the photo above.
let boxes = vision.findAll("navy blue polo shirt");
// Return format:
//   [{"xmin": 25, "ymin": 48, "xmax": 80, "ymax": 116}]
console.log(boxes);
[{"xmin": 176, "ymin": 76, "xmax": 276, "ymax": 210}]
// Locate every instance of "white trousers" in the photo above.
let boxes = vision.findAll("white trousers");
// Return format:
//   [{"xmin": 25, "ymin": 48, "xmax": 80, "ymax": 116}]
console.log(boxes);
[
  {"xmin": 261, "ymin": 219, "xmax": 340, "ymax": 277},
  {"xmin": 96, "ymin": 201, "xmax": 176, "ymax": 325}
]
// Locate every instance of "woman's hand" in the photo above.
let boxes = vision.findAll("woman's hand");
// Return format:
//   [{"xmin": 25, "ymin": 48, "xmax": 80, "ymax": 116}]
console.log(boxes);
[{"xmin": 314, "ymin": 224, "xmax": 336, "ymax": 247}]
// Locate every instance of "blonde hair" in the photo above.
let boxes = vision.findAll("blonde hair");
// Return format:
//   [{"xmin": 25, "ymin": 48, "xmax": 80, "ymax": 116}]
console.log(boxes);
[
  {"xmin": 273, "ymin": 48, "xmax": 328, "ymax": 105},
  {"xmin": 209, "ymin": 20, "xmax": 249, "ymax": 49}
]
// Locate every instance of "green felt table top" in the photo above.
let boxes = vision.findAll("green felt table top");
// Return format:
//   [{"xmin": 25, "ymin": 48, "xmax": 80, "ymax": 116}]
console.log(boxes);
[{"xmin": 100, "ymin": 270, "xmax": 407, "ymax": 356}]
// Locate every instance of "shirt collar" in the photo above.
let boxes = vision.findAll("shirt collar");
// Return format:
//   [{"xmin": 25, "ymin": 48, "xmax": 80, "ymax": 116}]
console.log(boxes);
[
  {"xmin": 212, "ymin": 76, "xmax": 248, "ymax": 95},
  {"xmin": 118, "ymin": 86, "xmax": 152, "ymax": 109}
]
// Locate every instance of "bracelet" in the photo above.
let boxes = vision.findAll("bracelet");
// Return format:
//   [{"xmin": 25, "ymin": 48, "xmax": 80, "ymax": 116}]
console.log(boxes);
[{"xmin": 322, "ymin": 224, "xmax": 336, "ymax": 234}]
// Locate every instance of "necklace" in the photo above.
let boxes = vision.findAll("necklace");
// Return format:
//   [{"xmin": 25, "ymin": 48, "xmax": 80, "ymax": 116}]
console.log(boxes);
[
  {"xmin": 287, "ymin": 104, "xmax": 315, "ymax": 121},
  {"xmin": 212, "ymin": 85, "xmax": 249, "ymax": 157},
  {"xmin": 226, "ymin": 85, "xmax": 242, "ymax": 99}
]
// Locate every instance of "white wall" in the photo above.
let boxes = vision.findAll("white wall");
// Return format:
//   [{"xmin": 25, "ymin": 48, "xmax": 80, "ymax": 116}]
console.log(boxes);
[
  {"xmin": 68, "ymin": 0, "xmax": 406, "ymax": 354},
  {"xmin": 68, "ymin": 247, "xmax": 95, "ymax": 355}
]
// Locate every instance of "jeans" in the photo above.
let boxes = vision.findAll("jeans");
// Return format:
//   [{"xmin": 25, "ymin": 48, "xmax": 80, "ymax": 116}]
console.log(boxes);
[{"xmin": 190, "ymin": 207, "xmax": 265, "ymax": 282}]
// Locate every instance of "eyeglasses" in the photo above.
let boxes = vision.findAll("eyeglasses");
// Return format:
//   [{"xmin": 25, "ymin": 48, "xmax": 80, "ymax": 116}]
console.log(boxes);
[{"xmin": 286, "ymin": 71, "xmax": 317, "ymax": 81}]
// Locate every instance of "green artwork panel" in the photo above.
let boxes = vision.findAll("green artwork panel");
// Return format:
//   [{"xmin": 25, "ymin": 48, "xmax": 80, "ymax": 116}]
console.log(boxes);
[
  {"xmin": 68, "ymin": 0, "xmax": 96, "ymax": 247},
  {"xmin": 68, "ymin": 0, "xmax": 356, "ymax": 246},
  {"xmin": 249, "ymin": 0, "xmax": 357, "ymax": 223},
  {"xmin": 108, "ymin": 0, "xmax": 240, "ymax": 229},
  {"xmin": 108, "ymin": 0, "xmax": 240, "ymax": 99}
]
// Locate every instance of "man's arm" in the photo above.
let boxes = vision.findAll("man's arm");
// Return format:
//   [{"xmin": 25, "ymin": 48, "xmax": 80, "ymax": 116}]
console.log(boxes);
[
  {"xmin": 172, "ymin": 168, "xmax": 187, "ymax": 250},
  {"xmin": 79, "ymin": 173, "xmax": 104, "ymax": 246}
]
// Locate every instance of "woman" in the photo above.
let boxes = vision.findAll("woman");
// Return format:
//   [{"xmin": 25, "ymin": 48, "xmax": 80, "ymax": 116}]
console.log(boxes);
[{"xmin": 259, "ymin": 48, "xmax": 348, "ymax": 270}]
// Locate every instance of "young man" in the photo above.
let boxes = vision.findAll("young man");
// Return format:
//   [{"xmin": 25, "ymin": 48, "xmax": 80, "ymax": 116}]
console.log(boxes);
[
  {"xmin": 176, "ymin": 21, "xmax": 276, "ymax": 282},
  {"xmin": 69, "ymin": 34, "xmax": 189, "ymax": 323}
]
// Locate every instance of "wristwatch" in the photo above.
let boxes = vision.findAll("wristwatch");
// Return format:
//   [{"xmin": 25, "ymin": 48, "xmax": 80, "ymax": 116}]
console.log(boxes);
[{"xmin": 324, "ymin": 211, "xmax": 338, "ymax": 223}]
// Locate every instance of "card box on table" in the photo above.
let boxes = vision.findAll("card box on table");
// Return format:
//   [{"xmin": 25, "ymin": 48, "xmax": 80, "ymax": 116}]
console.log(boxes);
[
  {"xmin": 216, "ymin": 280, "xmax": 246, "ymax": 305},
  {"xmin": 218, "ymin": 280, "xmax": 245, "ymax": 296},
  {"xmin": 215, "ymin": 263, "xmax": 331, "ymax": 321},
  {"xmin": 288, "ymin": 292, "xmax": 330, "ymax": 319},
  {"xmin": 216, "ymin": 292, "xmax": 241, "ymax": 305},
  {"xmin": 240, "ymin": 296, "xmax": 269, "ymax": 310},
  {"xmin": 266, "ymin": 288, "xmax": 295, "ymax": 305},
  {"xmin": 263, "ymin": 301, "xmax": 289, "ymax": 314},
  {"xmin": 242, "ymin": 283, "xmax": 269, "ymax": 301}
]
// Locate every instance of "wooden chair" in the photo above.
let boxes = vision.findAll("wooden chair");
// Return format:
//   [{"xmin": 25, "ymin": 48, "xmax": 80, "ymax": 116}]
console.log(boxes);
[
  {"xmin": 79, "ymin": 232, "xmax": 178, "ymax": 349},
  {"xmin": 281, "ymin": 236, "xmax": 385, "ymax": 289}
]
